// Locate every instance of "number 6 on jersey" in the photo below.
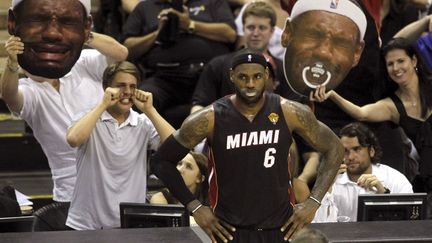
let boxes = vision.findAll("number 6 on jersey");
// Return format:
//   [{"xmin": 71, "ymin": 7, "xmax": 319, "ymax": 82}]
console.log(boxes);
[{"xmin": 263, "ymin": 148, "xmax": 276, "ymax": 168}]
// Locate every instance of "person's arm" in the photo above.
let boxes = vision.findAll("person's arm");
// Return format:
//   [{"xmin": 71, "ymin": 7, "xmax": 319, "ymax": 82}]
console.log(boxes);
[
  {"xmin": 409, "ymin": 0, "xmax": 432, "ymax": 11},
  {"xmin": 310, "ymin": 86, "xmax": 397, "ymax": 123},
  {"xmin": 191, "ymin": 22, "xmax": 236, "ymax": 43},
  {"xmin": 150, "ymin": 192, "xmax": 169, "ymax": 204},
  {"xmin": 281, "ymin": 100, "xmax": 344, "ymax": 241},
  {"xmin": 358, "ymin": 169, "xmax": 414, "ymax": 194},
  {"xmin": 85, "ymin": 32, "xmax": 129, "ymax": 64},
  {"xmin": 123, "ymin": 30, "xmax": 160, "ymax": 61},
  {"xmin": 67, "ymin": 87, "xmax": 120, "ymax": 147},
  {"xmin": 1, "ymin": 36, "xmax": 24, "ymax": 114},
  {"xmin": 293, "ymin": 152, "xmax": 320, "ymax": 203},
  {"xmin": 190, "ymin": 105, "xmax": 204, "ymax": 114},
  {"xmin": 298, "ymin": 152, "xmax": 320, "ymax": 183},
  {"xmin": 159, "ymin": 7, "xmax": 236, "ymax": 43},
  {"xmin": 121, "ymin": 0, "xmax": 140, "ymax": 13},
  {"xmin": 150, "ymin": 107, "xmax": 234, "ymax": 242},
  {"xmin": 123, "ymin": 3, "xmax": 163, "ymax": 61},
  {"xmin": 133, "ymin": 90, "xmax": 175, "ymax": 142},
  {"xmin": 356, "ymin": 174, "xmax": 389, "ymax": 194},
  {"xmin": 394, "ymin": 15, "xmax": 432, "ymax": 43}
]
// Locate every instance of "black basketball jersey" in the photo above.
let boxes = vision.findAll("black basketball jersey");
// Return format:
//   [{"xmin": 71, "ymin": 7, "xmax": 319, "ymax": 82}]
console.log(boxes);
[{"xmin": 209, "ymin": 93, "xmax": 293, "ymax": 228}]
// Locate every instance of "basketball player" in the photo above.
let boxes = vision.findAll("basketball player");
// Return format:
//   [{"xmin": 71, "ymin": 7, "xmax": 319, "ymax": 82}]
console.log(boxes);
[{"xmin": 150, "ymin": 49, "xmax": 344, "ymax": 242}]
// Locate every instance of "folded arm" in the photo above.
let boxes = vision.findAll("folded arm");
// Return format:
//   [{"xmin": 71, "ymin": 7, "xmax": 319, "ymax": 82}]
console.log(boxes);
[
  {"xmin": 394, "ymin": 15, "xmax": 432, "ymax": 43},
  {"xmin": 192, "ymin": 22, "xmax": 236, "ymax": 43},
  {"xmin": 123, "ymin": 30, "xmax": 159, "ymax": 61},
  {"xmin": 86, "ymin": 32, "xmax": 129, "ymax": 64},
  {"xmin": 160, "ymin": 7, "xmax": 236, "ymax": 43}
]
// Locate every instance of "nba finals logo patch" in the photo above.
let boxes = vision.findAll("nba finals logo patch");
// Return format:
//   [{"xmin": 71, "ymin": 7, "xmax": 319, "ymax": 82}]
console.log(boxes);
[
  {"xmin": 330, "ymin": 0, "xmax": 339, "ymax": 9},
  {"xmin": 268, "ymin": 113, "xmax": 279, "ymax": 125}
]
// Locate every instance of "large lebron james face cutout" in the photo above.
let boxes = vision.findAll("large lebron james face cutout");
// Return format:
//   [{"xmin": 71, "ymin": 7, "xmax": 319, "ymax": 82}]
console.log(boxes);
[
  {"xmin": 8, "ymin": 0, "xmax": 92, "ymax": 79},
  {"xmin": 281, "ymin": 0, "xmax": 365, "ymax": 96}
]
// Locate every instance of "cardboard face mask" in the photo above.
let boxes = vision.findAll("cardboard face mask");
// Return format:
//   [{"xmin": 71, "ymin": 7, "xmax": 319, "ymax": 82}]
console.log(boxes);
[
  {"xmin": 281, "ymin": 0, "xmax": 366, "ymax": 96},
  {"xmin": 9, "ymin": 0, "xmax": 91, "ymax": 78}
]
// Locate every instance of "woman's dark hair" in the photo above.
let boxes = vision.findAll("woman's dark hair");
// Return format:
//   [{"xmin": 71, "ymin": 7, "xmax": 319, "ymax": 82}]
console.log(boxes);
[
  {"xmin": 381, "ymin": 37, "xmax": 432, "ymax": 118},
  {"xmin": 339, "ymin": 122, "xmax": 383, "ymax": 164},
  {"xmin": 189, "ymin": 152, "xmax": 209, "ymax": 205}
]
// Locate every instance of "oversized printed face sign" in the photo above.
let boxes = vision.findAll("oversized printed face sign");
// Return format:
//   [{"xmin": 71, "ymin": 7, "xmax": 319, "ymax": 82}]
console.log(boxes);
[
  {"xmin": 281, "ymin": 0, "xmax": 365, "ymax": 96},
  {"xmin": 8, "ymin": 0, "xmax": 92, "ymax": 79}
]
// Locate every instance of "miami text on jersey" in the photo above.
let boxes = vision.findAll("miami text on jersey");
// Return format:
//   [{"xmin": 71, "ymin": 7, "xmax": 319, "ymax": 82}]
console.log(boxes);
[{"xmin": 226, "ymin": 130, "xmax": 280, "ymax": 149}]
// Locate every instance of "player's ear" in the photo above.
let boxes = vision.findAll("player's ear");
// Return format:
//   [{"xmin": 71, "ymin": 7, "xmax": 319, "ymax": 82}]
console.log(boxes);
[
  {"xmin": 229, "ymin": 69, "xmax": 234, "ymax": 82},
  {"xmin": 84, "ymin": 15, "xmax": 93, "ymax": 42},
  {"xmin": 281, "ymin": 18, "xmax": 293, "ymax": 47},
  {"xmin": 351, "ymin": 40, "xmax": 364, "ymax": 67},
  {"xmin": 195, "ymin": 172, "xmax": 204, "ymax": 184},
  {"xmin": 369, "ymin": 146, "xmax": 375, "ymax": 159}
]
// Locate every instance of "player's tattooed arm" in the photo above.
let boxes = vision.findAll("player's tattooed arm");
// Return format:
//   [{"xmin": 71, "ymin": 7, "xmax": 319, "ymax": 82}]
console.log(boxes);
[
  {"xmin": 174, "ymin": 105, "xmax": 215, "ymax": 149},
  {"xmin": 280, "ymin": 99, "xmax": 343, "ymax": 240},
  {"xmin": 281, "ymin": 99, "xmax": 343, "ymax": 199}
]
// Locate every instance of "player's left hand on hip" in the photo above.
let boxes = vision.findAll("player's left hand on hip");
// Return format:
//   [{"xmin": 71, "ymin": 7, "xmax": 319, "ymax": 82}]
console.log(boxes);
[{"xmin": 281, "ymin": 200, "xmax": 318, "ymax": 241}]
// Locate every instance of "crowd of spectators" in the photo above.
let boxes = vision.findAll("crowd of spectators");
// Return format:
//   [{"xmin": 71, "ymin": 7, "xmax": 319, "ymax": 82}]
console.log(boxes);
[{"xmin": 2, "ymin": 0, "xmax": 432, "ymax": 239}]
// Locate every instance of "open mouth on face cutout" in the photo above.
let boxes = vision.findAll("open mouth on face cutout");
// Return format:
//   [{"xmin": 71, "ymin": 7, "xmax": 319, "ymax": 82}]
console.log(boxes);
[{"xmin": 302, "ymin": 62, "xmax": 332, "ymax": 88}]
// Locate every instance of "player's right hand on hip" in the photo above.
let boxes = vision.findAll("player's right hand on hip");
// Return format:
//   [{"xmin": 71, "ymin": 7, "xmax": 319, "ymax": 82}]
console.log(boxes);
[{"xmin": 193, "ymin": 206, "xmax": 235, "ymax": 243}]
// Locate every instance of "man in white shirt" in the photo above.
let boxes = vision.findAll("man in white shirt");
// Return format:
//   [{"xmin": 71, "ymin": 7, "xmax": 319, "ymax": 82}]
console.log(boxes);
[
  {"xmin": 314, "ymin": 122, "xmax": 413, "ymax": 222},
  {"xmin": 1, "ymin": 0, "xmax": 128, "ymax": 230},
  {"xmin": 66, "ymin": 61, "xmax": 174, "ymax": 230},
  {"xmin": 2, "ymin": 0, "xmax": 128, "ymax": 203}
]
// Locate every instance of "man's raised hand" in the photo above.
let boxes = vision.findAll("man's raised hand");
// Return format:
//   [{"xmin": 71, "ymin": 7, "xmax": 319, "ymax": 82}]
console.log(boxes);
[
  {"xmin": 309, "ymin": 85, "xmax": 333, "ymax": 103},
  {"xmin": 102, "ymin": 87, "xmax": 121, "ymax": 108},
  {"xmin": 133, "ymin": 90, "xmax": 153, "ymax": 112},
  {"xmin": 5, "ymin": 36, "xmax": 24, "ymax": 62}
]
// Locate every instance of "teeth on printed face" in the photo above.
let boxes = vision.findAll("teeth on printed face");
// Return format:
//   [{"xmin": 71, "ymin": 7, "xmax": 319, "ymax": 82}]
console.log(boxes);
[
  {"xmin": 302, "ymin": 62, "xmax": 332, "ymax": 88},
  {"xmin": 311, "ymin": 63, "xmax": 325, "ymax": 77},
  {"xmin": 246, "ymin": 91, "xmax": 256, "ymax": 97}
]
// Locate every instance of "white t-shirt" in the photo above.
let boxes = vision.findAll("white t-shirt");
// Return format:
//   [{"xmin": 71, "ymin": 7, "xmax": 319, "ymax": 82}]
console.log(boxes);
[
  {"xmin": 235, "ymin": 3, "xmax": 284, "ymax": 61},
  {"xmin": 314, "ymin": 163, "xmax": 413, "ymax": 222},
  {"xmin": 15, "ymin": 49, "xmax": 106, "ymax": 201},
  {"xmin": 66, "ymin": 109, "xmax": 160, "ymax": 230},
  {"xmin": 312, "ymin": 192, "xmax": 338, "ymax": 223}
]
